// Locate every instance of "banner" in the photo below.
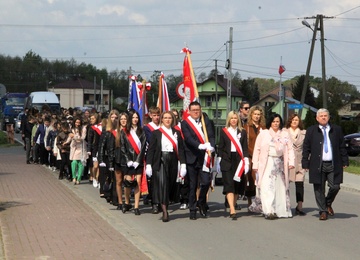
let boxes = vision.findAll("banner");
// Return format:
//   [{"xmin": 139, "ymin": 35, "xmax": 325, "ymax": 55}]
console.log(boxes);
[
  {"xmin": 157, "ymin": 72, "xmax": 170, "ymax": 113},
  {"xmin": 181, "ymin": 48, "xmax": 197, "ymax": 118}
]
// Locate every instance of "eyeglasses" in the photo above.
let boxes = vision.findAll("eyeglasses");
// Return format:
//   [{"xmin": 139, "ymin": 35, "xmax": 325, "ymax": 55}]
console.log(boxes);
[{"xmin": 242, "ymin": 107, "xmax": 250, "ymax": 110}]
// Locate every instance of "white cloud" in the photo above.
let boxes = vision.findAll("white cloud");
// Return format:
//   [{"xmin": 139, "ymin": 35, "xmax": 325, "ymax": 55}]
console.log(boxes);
[
  {"xmin": 128, "ymin": 13, "xmax": 147, "ymax": 25},
  {"xmin": 98, "ymin": 5, "xmax": 126, "ymax": 16}
]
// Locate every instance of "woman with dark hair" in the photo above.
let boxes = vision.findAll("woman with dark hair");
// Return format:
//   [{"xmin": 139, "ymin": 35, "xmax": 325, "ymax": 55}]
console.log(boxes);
[
  {"xmin": 252, "ymin": 113, "xmax": 295, "ymax": 220},
  {"xmin": 87, "ymin": 112, "xmax": 101, "ymax": 186},
  {"xmin": 218, "ymin": 111, "xmax": 249, "ymax": 220},
  {"xmin": 113, "ymin": 112, "xmax": 128, "ymax": 210},
  {"xmin": 120, "ymin": 110, "xmax": 146, "ymax": 215},
  {"xmin": 56, "ymin": 121, "xmax": 72, "ymax": 180},
  {"xmin": 244, "ymin": 106, "xmax": 266, "ymax": 209},
  {"xmin": 146, "ymin": 111, "xmax": 186, "ymax": 222},
  {"xmin": 285, "ymin": 114, "xmax": 307, "ymax": 215},
  {"xmin": 69, "ymin": 117, "xmax": 88, "ymax": 185}
]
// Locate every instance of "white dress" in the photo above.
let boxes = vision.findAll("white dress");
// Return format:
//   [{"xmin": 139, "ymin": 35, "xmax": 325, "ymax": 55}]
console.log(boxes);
[{"xmin": 260, "ymin": 142, "xmax": 292, "ymax": 218}]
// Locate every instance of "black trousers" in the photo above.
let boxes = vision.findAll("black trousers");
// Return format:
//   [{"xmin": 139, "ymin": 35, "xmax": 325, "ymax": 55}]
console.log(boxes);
[
  {"xmin": 60, "ymin": 152, "xmax": 70, "ymax": 178},
  {"xmin": 313, "ymin": 162, "xmax": 340, "ymax": 214},
  {"xmin": 187, "ymin": 162, "xmax": 211, "ymax": 212},
  {"xmin": 295, "ymin": 182, "xmax": 304, "ymax": 202}
]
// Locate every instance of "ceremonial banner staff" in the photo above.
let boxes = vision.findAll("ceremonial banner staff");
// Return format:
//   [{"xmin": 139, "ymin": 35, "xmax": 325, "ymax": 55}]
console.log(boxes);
[{"xmin": 182, "ymin": 47, "xmax": 210, "ymax": 156}]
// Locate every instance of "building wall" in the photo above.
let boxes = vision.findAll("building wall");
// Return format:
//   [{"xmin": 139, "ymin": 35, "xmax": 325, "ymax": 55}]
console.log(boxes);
[{"xmin": 50, "ymin": 89, "xmax": 110, "ymax": 111}]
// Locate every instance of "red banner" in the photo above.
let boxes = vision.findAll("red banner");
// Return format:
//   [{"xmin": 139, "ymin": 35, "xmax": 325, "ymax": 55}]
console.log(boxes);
[{"xmin": 182, "ymin": 48, "xmax": 196, "ymax": 118}]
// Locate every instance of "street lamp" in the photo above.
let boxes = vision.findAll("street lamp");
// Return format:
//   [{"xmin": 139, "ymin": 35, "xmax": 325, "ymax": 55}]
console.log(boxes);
[{"xmin": 301, "ymin": 20, "xmax": 313, "ymax": 31}]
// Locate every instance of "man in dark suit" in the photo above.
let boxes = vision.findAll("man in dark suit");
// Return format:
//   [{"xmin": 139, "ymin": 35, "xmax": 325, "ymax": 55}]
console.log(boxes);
[
  {"xmin": 181, "ymin": 101, "xmax": 215, "ymax": 220},
  {"xmin": 302, "ymin": 108, "xmax": 349, "ymax": 220}
]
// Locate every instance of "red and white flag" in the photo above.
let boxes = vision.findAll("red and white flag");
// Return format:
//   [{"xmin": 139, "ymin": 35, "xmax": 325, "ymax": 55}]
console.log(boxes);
[
  {"xmin": 181, "ymin": 48, "xmax": 197, "ymax": 118},
  {"xmin": 157, "ymin": 72, "xmax": 170, "ymax": 113},
  {"xmin": 279, "ymin": 65, "xmax": 286, "ymax": 75}
]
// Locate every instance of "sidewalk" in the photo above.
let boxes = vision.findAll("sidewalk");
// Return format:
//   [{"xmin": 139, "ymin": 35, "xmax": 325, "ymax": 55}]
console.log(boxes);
[{"xmin": 0, "ymin": 146, "xmax": 149, "ymax": 259}]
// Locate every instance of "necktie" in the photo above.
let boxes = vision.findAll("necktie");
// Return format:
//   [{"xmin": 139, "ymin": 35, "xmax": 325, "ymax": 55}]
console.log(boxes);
[{"xmin": 322, "ymin": 126, "xmax": 328, "ymax": 153}]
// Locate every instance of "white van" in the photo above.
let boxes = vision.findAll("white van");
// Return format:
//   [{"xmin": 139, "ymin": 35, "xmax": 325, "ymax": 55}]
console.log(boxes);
[{"xmin": 26, "ymin": 91, "xmax": 61, "ymax": 113}]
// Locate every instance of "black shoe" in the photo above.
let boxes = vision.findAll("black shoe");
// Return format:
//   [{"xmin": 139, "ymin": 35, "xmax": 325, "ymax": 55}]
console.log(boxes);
[
  {"xmin": 134, "ymin": 208, "xmax": 141, "ymax": 215},
  {"xmin": 122, "ymin": 204, "xmax": 132, "ymax": 213},
  {"xmin": 26, "ymin": 160, "xmax": 30, "ymax": 164},
  {"xmin": 116, "ymin": 204, "xmax": 123, "ymax": 210},
  {"xmin": 190, "ymin": 211, "xmax": 197, "ymax": 220},
  {"xmin": 230, "ymin": 213, "xmax": 238, "ymax": 220},
  {"xmin": 152, "ymin": 204, "xmax": 159, "ymax": 214},
  {"xmin": 295, "ymin": 207, "xmax": 306, "ymax": 216},
  {"xmin": 198, "ymin": 205, "xmax": 208, "ymax": 218},
  {"xmin": 235, "ymin": 203, "xmax": 241, "ymax": 210},
  {"xmin": 162, "ymin": 211, "xmax": 169, "ymax": 222}
]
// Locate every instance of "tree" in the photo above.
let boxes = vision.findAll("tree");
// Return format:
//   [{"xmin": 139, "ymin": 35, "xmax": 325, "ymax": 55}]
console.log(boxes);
[
  {"xmin": 292, "ymin": 75, "xmax": 316, "ymax": 107},
  {"xmin": 197, "ymin": 72, "xmax": 207, "ymax": 82}
]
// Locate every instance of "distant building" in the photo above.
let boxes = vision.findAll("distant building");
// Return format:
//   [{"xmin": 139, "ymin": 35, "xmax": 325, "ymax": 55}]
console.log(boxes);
[
  {"xmin": 253, "ymin": 85, "xmax": 317, "ymax": 120},
  {"xmin": 171, "ymin": 75, "xmax": 245, "ymax": 125},
  {"xmin": 338, "ymin": 98, "xmax": 360, "ymax": 124},
  {"xmin": 49, "ymin": 77, "xmax": 111, "ymax": 112}
]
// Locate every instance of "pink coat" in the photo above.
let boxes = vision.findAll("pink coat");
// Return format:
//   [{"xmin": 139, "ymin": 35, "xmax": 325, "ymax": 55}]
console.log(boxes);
[
  {"xmin": 252, "ymin": 129, "xmax": 295, "ymax": 189},
  {"xmin": 69, "ymin": 126, "xmax": 88, "ymax": 161}
]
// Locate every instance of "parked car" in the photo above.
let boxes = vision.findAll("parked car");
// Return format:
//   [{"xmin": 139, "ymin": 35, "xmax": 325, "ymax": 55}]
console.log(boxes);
[
  {"xmin": 344, "ymin": 132, "xmax": 360, "ymax": 156},
  {"xmin": 14, "ymin": 112, "xmax": 24, "ymax": 133}
]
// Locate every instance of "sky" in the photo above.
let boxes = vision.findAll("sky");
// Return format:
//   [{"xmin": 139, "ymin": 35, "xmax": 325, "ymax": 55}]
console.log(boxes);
[{"xmin": 1, "ymin": 0, "xmax": 360, "ymax": 90}]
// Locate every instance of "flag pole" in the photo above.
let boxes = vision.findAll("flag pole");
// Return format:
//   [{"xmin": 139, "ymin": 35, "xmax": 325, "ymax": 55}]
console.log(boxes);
[
  {"xmin": 158, "ymin": 75, "xmax": 163, "ymax": 113},
  {"xmin": 185, "ymin": 50, "xmax": 211, "ymax": 153}
]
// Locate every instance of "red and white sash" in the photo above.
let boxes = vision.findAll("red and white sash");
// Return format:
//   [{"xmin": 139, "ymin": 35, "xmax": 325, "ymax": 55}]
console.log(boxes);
[
  {"xmin": 127, "ymin": 129, "xmax": 141, "ymax": 155},
  {"xmin": 111, "ymin": 129, "xmax": 117, "ymax": 138},
  {"xmin": 174, "ymin": 124, "xmax": 184, "ymax": 139},
  {"xmin": 222, "ymin": 127, "xmax": 245, "ymax": 182},
  {"xmin": 185, "ymin": 117, "xmax": 212, "ymax": 172},
  {"xmin": 146, "ymin": 122, "xmax": 159, "ymax": 132},
  {"xmin": 91, "ymin": 123, "xmax": 102, "ymax": 136},
  {"xmin": 159, "ymin": 127, "xmax": 178, "ymax": 158}
]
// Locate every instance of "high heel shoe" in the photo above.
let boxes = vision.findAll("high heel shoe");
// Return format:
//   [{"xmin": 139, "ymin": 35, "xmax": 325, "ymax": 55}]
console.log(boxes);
[
  {"xmin": 162, "ymin": 211, "xmax": 169, "ymax": 222},
  {"xmin": 295, "ymin": 207, "xmax": 306, "ymax": 216},
  {"xmin": 134, "ymin": 208, "xmax": 141, "ymax": 215},
  {"xmin": 230, "ymin": 213, "xmax": 238, "ymax": 220},
  {"xmin": 122, "ymin": 203, "xmax": 132, "ymax": 213}
]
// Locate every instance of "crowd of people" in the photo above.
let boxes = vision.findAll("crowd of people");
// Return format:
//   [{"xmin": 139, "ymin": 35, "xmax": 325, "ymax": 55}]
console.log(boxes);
[{"xmin": 20, "ymin": 101, "xmax": 349, "ymax": 222}]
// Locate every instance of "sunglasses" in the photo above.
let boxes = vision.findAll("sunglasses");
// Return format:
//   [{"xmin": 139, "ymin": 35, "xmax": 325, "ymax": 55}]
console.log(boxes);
[{"xmin": 242, "ymin": 107, "xmax": 250, "ymax": 110}]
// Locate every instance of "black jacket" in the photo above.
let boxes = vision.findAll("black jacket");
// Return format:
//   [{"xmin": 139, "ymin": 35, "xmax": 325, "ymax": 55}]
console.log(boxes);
[
  {"xmin": 120, "ymin": 129, "xmax": 146, "ymax": 167},
  {"xmin": 302, "ymin": 123, "xmax": 349, "ymax": 185},
  {"xmin": 218, "ymin": 128, "xmax": 249, "ymax": 172},
  {"xmin": 87, "ymin": 125, "xmax": 101, "ymax": 157},
  {"xmin": 181, "ymin": 116, "xmax": 215, "ymax": 165},
  {"xmin": 98, "ymin": 131, "xmax": 115, "ymax": 168},
  {"xmin": 146, "ymin": 128, "xmax": 186, "ymax": 172}
]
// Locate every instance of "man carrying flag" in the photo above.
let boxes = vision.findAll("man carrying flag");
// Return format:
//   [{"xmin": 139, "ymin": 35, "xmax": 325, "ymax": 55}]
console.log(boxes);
[{"xmin": 180, "ymin": 48, "xmax": 215, "ymax": 220}]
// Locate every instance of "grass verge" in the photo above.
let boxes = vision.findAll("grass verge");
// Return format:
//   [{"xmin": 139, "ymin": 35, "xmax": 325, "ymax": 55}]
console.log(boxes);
[{"xmin": 347, "ymin": 159, "xmax": 360, "ymax": 175}]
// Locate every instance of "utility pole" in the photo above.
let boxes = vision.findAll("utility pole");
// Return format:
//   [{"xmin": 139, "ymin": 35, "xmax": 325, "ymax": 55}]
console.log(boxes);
[
  {"xmin": 215, "ymin": 59, "xmax": 218, "ymax": 132},
  {"xmin": 300, "ymin": 14, "xmax": 333, "ymax": 117},
  {"xmin": 319, "ymin": 15, "xmax": 328, "ymax": 109},
  {"xmin": 93, "ymin": 76, "xmax": 96, "ymax": 110},
  {"xmin": 226, "ymin": 27, "xmax": 233, "ymax": 115}
]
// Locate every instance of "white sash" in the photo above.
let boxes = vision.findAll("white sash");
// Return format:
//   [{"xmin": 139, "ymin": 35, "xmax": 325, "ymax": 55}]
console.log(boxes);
[{"xmin": 130, "ymin": 128, "xmax": 141, "ymax": 152}]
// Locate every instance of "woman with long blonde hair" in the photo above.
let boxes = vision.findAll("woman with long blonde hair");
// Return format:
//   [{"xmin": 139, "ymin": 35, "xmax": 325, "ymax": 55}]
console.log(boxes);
[{"xmin": 218, "ymin": 111, "xmax": 249, "ymax": 219}]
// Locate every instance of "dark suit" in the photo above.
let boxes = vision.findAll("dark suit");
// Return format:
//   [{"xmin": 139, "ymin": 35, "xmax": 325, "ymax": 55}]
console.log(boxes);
[
  {"xmin": 302, "ymin": 123, "xmax": 349, "ymax": 214},
  {"xmin": 181, "ymin": 116, "xmax": 215, "ymax": 213}
]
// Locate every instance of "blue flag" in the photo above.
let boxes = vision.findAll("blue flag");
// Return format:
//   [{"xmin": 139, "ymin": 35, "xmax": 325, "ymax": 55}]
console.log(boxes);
[{"xmin": 129, "ymin": 80, "xmax": 143, "ymax": 125}]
